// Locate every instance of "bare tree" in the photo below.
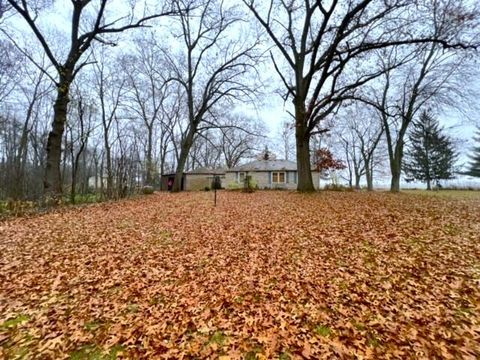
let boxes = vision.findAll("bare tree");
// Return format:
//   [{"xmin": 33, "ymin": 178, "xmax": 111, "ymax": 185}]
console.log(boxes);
[
  {"xmin": 121, "ymin": 39, "xmax": 169, "ymax": 187},
  {"xmin": 165, "ymin": 0, "xmax": 260, "ymax": 191},
  {"xmin": 12, "ymin": 64, "xmax": 51, "ymax": 199},
  {"xmin": 66, "ymin": 86, "xmax": 95, "ymax": 204},
  {"xmin": 243, "ymin": 0, "xmax": 478, "ymax": 191},
  {"xmin": 93, "ymin": 52, "xmax": 125, "ymax": 199},
  {"xmin": 358, "ymin": 1, "xmax": 479, "ymax": 191},
  {"xmin": 5, "ymin": 0, "xmax": 174, "ymax": 201},
  {"xmin": 0, "ymin": 40, "xmax": 21, "ymax": 104},
  {"xmin": 338, "ymin": 104, "xmax": 384, "ymax": 190},
  {"xmin": 218, "ymin": 112, "xmax": 266, "ymax": 168},
  {"xmin": 278, "ymin": 120, "xmax": 295, "ymax": 161},
  {"xmin": 338, "ymin": 128, "xmax": 364, "ymax": 189}
]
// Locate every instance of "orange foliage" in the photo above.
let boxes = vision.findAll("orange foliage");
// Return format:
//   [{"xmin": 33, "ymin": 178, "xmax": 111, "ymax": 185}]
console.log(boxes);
[
  {"xmin": 314, "ymin": 148, "xmax": 346, "ymax": 172},
  {"xmin": 1, "ymin": 191, "xmax": 479, "ymax": 358}
]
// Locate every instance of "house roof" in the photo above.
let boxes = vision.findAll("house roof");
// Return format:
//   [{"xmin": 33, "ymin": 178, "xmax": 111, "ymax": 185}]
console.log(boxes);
[
  {"xmin": 161, "ymin": 167, "xmax": 226, "ymax": 177},
  {"xmin": 227, "ymin": 159, "xmax": 299, "ymax": 172},
  {"xmin": 185, "ymin": 167, "xmax": 226, "ymax": 175}
]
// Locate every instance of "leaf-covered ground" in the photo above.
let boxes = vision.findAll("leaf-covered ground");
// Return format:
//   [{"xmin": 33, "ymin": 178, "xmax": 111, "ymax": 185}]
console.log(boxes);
[{"xmin": 1, "ymin": 191, "xmax": 479, "ymax": 359}]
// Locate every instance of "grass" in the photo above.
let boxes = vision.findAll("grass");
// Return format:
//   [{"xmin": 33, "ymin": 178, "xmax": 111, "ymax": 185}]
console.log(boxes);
[
  {"xmin": 69, "ymin": 344, "xmax": 124, "ymax": 360},
  {"xmin": 314, "ymin": 324, "xmax": 332, "ymax": 337},
  {"xmin": 1, "ymin": 314, "xmax": 30, "ymax": 329},
  {"xmin": 403, "ymin": 189, "xmax": 480, "ymax": 199},
  {"xmin": 209, "ymin": 331, "xmax": 227, "ymax": 346},
  {"xmin": 68, "ymin": 193, "xmax": 101, "ymax": 204},
  {"xmin": 84, "ymin": 320, "xmax": 103, "ymax": 332}
]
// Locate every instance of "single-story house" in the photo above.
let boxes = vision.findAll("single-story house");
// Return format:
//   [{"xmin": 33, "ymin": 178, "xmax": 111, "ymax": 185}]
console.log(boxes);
[
  {"xmin": 161, "ymin": 167, "xmax": 226, "ymax": 191},
  {"xmin": 225, "ymin": 159, "xmax": 322, "ymax": 190}
]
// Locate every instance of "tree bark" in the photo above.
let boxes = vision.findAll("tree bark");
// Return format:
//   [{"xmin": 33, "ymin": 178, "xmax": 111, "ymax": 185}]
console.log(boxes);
[
  {"xmin": 366, "ymin": 167, "xmax": 374, "ymax": 191},
  {"xmin": 296, "ymin": 133, "xmax": 314, "ymax": 192},
  {"xmin": 104, "ymin": 140, "xmax": 113, "ymax": 198},
  {"xmin": 295, "ymin": 104, "xmax": 314, "ymax": 192},
  {"xmin": 390, "ymin": 156, "xmax": 401, "ymax": 193},
  {"xmin": 145, "ymin": 126, "xmax": 154, "ymax": 186},
  {"xmin": 44, "ymin": 75, "xmax": 71, "ymax": 202},
  {"xmin": 172, "ymin": 129, "xmax": 195, "ymax": 192},
  {"xmin": 354, "ymin": 173, "xmax": 361, "ymax": 190}
]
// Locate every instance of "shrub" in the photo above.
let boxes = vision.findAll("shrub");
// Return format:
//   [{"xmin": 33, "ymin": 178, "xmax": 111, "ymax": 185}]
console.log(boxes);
[
  {"xmin": 211, "ymin": 176, "xmax": 222, "ymax": 190},
  {"xmin": 142, "ymin": 186, "xmax": 155, "ymax": 195},
  {"xmin": 227, "ymin": 182, "xmax": 241, "ymax": 190},
  {"xmin": 324, "ymin": 183, "xmax": 352, "ymax": 192},
  {"xmin": 0, "ymin": 199, "xmax": 37, "ymax": 217},
  {"xmin": 204, "ymin": 186, "xmax": 211, "ymax": 191},
  {"xmin": 243, "ymin": 176, "xmax": 257, "ymax": 193}
]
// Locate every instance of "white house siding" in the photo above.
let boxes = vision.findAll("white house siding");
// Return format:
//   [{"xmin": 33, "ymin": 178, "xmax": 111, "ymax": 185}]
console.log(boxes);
[
  {"xmin": 225, "ymin": 172, "xmax": 237, "ymax": 187},
  {"xmin": 184, "ymin": 173, "xmax": 225, "ymax": 191},
  {"xmin": 226, "ymin": 170, "xmax": 320, "ymax": 190}
]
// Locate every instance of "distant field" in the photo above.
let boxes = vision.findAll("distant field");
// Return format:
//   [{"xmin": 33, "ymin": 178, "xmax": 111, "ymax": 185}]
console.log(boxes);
[
  {"xmin": 403, "ymin": 189, "xmax": 480, "ymax": 199},
  {"xmin": 1, "ymin": 191, "xmax": 479, "ymax": 359}
]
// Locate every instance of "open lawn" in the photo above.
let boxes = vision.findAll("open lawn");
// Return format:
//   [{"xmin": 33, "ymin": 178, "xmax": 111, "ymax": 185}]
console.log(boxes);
[{"xmin": 1, "ymin": 191, "xmax": 479, "ymax": 359}]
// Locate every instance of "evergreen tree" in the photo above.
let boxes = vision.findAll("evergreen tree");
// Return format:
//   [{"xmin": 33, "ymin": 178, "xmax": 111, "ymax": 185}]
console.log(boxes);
[
  {"xmin": 403, "ymin": 112, "xmax": 457, "ymax": 190},
  {"xmin": 466, "ymin": 127, "xmax": 480, "ymax": 177}
]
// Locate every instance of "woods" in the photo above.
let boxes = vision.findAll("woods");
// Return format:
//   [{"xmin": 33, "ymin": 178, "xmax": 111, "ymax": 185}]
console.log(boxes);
[{"xmin": 0, "ymin": 0, "xmax": 479, "ymax": 203}]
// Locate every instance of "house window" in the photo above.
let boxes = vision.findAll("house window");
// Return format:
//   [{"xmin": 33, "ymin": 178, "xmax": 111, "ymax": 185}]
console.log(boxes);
[
  {"xmin": 272, "ymin": 171, "xmax": 286, "ymax": 183},
  {"xmin": 239, "ymin": 172, "xmax": 245, "ymax": 183}
]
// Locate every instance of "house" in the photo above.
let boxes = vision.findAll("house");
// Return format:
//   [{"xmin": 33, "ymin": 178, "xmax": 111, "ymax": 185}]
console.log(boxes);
[
  {"xmin": 225, "ymin": 159, "xmax": 321, "ymax": 190},
  {"xmin": 161, "ymin": 167, "xmax": 226, "ymax": 191}
]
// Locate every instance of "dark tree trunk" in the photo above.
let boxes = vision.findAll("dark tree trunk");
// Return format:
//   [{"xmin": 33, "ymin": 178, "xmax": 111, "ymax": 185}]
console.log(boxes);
[
  {"xmin": 44, "ymin": 77, "xmax": 71, "ymax": 202},
  {"xmin": 390, "ymin": 136, "xmax": 405, "ymax": 192},
  {"xmin": 145, "ymin": 127, "xmax": 154, "ymax": 186},
  {"xmin": 296, "ymin": 134, "xmax": 314, "ymax": 191},
  {"xmin": 354, "ymin": 173, "xmax": 361, "ymax": 190},
  {"xmin": 70, "ymin": 142, "xmax": 86, "ymax": 204},
  {"xmin": 295, "ymin": 106, "xmax": 314, "ymax": 192},
  {"xmin": 70, "ymin": 169, "xmax": 77, "ymax": 204},
  {"xmin": 172, "ymin": 129, "xmax": 195, "ymax": 192},
  {"xmin": 390, "ymin": 157, "xmax": 401, "ymax": 192},
  {"xmin": 104, "ymin": 137, "xmax": 113, "ymax": 198},
  {"xmin": 13, "ymin": 125, "xmax": 29, "ymax": 200},
  {"xmin": 366, "ymin": 168, "xmax": 374, "ymax": 191}
]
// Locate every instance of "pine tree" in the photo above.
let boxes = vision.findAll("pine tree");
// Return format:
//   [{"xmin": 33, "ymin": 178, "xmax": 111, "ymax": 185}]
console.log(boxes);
[
  {"xmin": 466, "ymin": 127, "xmax": 480, "ymax": 177},
  {"xmin": 403, "ymin": 112, "xmax": 457, "ymax": 190}
]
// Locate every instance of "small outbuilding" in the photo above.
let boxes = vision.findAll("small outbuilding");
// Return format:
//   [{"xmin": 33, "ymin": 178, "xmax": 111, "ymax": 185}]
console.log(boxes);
[{"xmin": 161, "ymin": 167, "xmax": 226, "ymax": 191}]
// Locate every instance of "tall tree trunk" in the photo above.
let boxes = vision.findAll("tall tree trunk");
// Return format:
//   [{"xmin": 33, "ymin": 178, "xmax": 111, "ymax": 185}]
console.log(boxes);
[
  {"xmin": 390, "ymin": 156, "xmax": 401, "ymax": 192},
  {"xmin": 390, "ymin": 128, "xmax": 407, "ymax": 192},
  {"xmin": 295, "ymin": 105, "xmax": 314, "ymax": 192},
  {"xmin": 296, "ymin": 134, "xmax": 314, "ymax": 191},
  {"xmin": 159, "ymin": 143, "xmax": 167, "ymax": 190},
  {"xmin": 44, "ymin": 79, "xmax": 71, "ymax": 202},
  {"xmin": 366, "ymin": 167, "xmax": 374, "ymax": 191},
  {"xmin": 13, "ymin": 125, "xmax": 29, "ymax": 200},
  {"xmin": 145, "ymin": 127, "xmax": 154, "ymax": 186},
  {"xmin": 70, "ymin": 166, "xmax": 77, "ymax": 204},
  {"xmin": 104, "ymin": 139, "xmax": 113, "ymax": 198},
  {"xmin": 354, "ymin": 173, "xmax": 361, "ymax": 190},
  {"xmin": 426, "ymin": 178, "xmax": 431, "ymax": 191},
  {"xmin": 172, "ymin": 129, "xmax": 195, "ymax": 192},
  {"xmin": 70, "ymin": 142, "xmax": 86, "ymax": 204}
]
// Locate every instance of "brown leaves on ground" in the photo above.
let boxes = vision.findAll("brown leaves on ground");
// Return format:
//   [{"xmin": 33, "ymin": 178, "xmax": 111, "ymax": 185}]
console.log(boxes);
[{"xmin": 1, "ymin": 191, "xmax": 479, "ymax": 359}]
